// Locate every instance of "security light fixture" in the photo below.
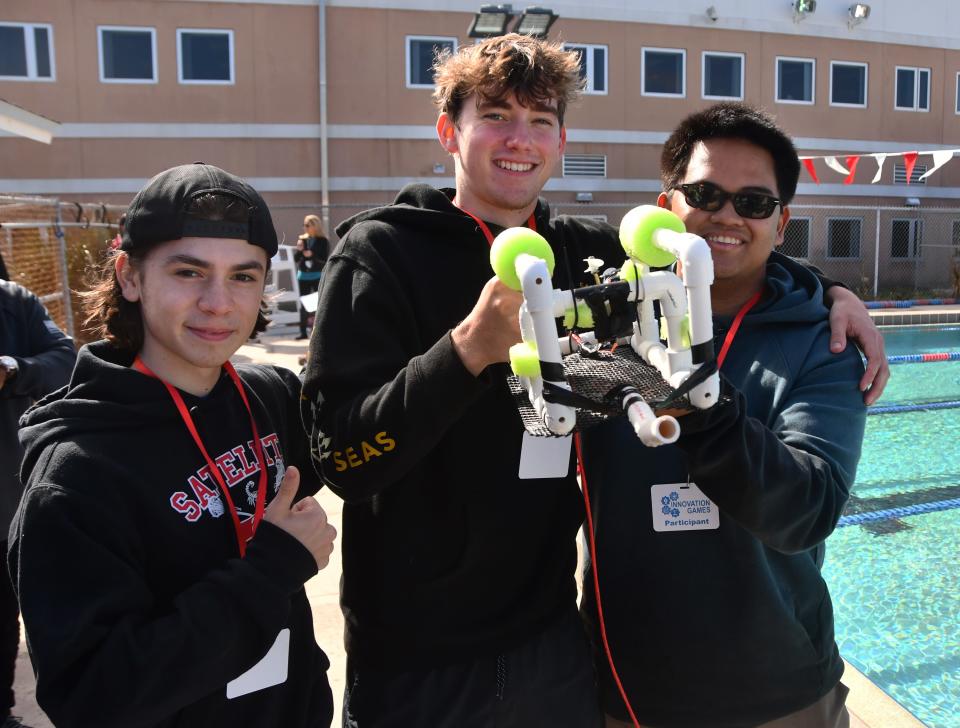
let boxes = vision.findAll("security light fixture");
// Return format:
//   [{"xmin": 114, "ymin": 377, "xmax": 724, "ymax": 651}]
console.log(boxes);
[
  {"xmin": 792, "ymin": 0, "xmax": 816, "ymax": 22},
  {"xmin": 513, "ymin": 7, "xmax": 558, "ymax": 38},
  {"xmin": 706, "ymin": 6, "xmax": 718, "ymax": 22},
  {"xmin": 576, "ymin": 192, "xmax": 594, "ymax": 202},
  {"xmin": 905, "ymin": 197, "xmax": 921, "ymax": 207},
  {"xmin": 848, "ymin": 3, "xmax": 870, "ymax": 28},
  {"xmin": 468, "ymin": 4, "xmax": 514, "ymax": 38}
]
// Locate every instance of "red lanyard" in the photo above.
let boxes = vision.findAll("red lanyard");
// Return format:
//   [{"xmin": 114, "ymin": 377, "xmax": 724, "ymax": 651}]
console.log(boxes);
[
  {"xmin": 716, "ymin": 290, "xmax": 762, "ymax": 369},
  {"xmin": 133, "ymin": 357, "xmax": 268, "ymax": 557},
  {"xmin": 456, "ymin": 205, "xmax": 537, "ymax": 246}
]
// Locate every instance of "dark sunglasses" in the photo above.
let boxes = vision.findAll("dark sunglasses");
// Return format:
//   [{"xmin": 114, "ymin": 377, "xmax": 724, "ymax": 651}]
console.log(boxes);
[{"xmin": 672, "ymin": 181, "xmax": 782, "ymax": 220}]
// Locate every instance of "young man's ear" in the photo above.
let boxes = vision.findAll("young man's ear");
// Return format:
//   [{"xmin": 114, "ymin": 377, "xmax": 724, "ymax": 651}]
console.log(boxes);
[
  {"xmin": 774, "ymin": 205, "xmax": 792, "ymax": 249},
  {"xmin": 436, "ymin": 114, "xmax": 458, "ymax": 154},
  {"xmin": 657, "ymin": 191, "xmax": 671, "ymax": 210},
  {"xmin": 559, "ymin": 126, "xmax": 567, "ymax": 154},
  {"xmin": 115, "ymin": 253, "xmax": 142, "ymax": 303}
]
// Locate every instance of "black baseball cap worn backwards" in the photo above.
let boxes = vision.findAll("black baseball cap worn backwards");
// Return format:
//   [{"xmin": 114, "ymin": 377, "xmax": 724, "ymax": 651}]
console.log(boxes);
[{"xmin": 121, "ymin": 162, "xmax": 278, "ymax": 257}]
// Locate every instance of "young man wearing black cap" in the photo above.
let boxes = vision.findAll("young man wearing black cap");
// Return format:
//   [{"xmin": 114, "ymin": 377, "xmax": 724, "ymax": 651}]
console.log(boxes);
[{"xmin": 8, "ymin": 163, "xmax": 337, "ymax": 728}]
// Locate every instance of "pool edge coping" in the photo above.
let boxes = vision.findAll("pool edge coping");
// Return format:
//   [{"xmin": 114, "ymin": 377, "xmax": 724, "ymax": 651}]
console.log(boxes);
[{"xmin": 844, "ymin": 658, "xmax": 927, "ymax": 727}]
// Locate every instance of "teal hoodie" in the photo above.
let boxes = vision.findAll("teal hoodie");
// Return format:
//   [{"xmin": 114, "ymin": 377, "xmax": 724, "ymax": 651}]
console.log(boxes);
[{"xmin": 581, "ymin": 252, "xmax": 866, "ymax": 727}]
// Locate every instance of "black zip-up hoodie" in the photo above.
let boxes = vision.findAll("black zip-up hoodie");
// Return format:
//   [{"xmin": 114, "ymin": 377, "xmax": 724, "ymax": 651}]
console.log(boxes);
[
  {"xmin": 302, "ymin": 184, "xmax": 624, "ymax": 669},
  {"xmin": 10, "ymin": 341, "xmax": 333, "ymax": 728}
]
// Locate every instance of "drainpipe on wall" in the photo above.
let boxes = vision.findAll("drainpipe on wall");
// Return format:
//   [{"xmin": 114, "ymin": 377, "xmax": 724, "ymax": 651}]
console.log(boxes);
[{"xmin": 318, "ymin": 0, "xmax": 331, "ymax": 236}]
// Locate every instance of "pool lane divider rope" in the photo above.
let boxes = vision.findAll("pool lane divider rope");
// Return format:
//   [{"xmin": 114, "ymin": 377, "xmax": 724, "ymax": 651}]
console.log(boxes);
[
  {"xmin": 868, "ymin": 400, "xmax": 960, "ymax": 415},
  {"xmin": 866, "ymin": 298, "xmax": 958, "ymax": 309},
  {"xmin": 838, "ymin": 497, "xmax": 960, "ymax": 527},
  {"xmin": 887, "ymin": 351, "xmax": 960, "ymax": 364}
]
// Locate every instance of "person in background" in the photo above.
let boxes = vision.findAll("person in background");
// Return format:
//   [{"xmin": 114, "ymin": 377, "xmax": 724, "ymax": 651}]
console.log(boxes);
[
  {"xmin": 9, "ymin": 163, "xmax": 337, "ymax": 728},
  {"xmin": 295, "ymin": 215, "xmax": 329, "ymax": 340},
  {"xmin": 1, "ymin": 279, "xmax": 76, "ymax": 728}
]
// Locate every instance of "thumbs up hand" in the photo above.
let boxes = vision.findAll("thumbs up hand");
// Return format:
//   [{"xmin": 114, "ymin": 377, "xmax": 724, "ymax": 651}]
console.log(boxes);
[{"xmin": 263, "ymin": 466, "xmax": 337, "ymax": 570}]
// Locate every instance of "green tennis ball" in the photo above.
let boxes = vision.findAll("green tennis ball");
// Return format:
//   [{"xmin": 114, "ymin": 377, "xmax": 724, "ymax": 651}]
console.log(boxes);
[
  {"xmin": 619, "ymin": 205, "xmax": 684, "ymax": 268},
  {"xmin": 659, "ymin": 314, "xmax": 693, "ymax": 349},
  {"xmin": 563, "ymin": 301, "xmax": 595, "ymax": 329},
  {"xmin": 490, "ymin": 227, "xmax": 555, "ymax": 291},
  {"xmin": 620, "ymin": 260, "xmax": 643, "ymax": 283},
  {"xmin": 680, "ymin": 313, "xmax": 692, "ymax": 349},
  {"xmin": 509, "ymin": 342, "xmax": 541, "ymax": 378}
]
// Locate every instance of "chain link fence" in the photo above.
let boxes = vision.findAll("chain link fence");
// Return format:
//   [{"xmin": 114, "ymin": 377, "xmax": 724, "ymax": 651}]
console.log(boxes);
[
  {"xmin": 553, "ymin": 202, "xmax": 960, "ymax": 299},
  {"xmin": 304, "ymin": 200, "xmax": 960, "ymax": 300},
  {"xmin": 0, "ymin": 195, "xmax": 125, "ymax": 343},
  {"xmin": 4, "ymin": 196, "xmax": 956, "ymax": 346}
]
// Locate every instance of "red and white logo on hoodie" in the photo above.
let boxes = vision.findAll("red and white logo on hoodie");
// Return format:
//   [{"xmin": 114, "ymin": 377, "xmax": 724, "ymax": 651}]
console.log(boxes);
[{"xmin": 169, "ymin": 433, "xmax": 284, "ymax": 523}]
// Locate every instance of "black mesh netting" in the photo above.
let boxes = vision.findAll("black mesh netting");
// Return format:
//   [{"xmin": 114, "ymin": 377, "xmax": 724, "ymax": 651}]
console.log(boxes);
[{"xmin": 507, "ymin": 345, "xmax": 701, "ymax": 437}]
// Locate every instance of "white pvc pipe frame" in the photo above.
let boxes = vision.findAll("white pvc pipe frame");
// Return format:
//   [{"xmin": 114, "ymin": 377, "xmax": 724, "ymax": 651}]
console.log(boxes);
[{"xmin": 513, "ymin": 228, "xmax": 720, "ymax": 445}]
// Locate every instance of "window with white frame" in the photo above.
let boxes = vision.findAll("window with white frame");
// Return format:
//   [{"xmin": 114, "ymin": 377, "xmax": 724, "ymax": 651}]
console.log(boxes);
[
  {"xmin": 177, "ymin": 29, "xmax": 233, "ymax": 84},
  {"xmin": 702, "ymin": 52, "xmax": 743, "ymax": 100},
  {"xmin": 565, "ymin": 43, "xmax": 607, "ymax": 94},
  {"xmin": 776, "ymin": 57, "xmax": 815, "ymax": 104},
  {"xmin": 642, "ymin": 47, "xmax": 685, "ymax": 97},
  {"xmin": 98, "ymin": 26, "xmax": 157, "ymax": 83},
  {"xmin": 830, "ymin": 61, "xmax": 867, "ymax": 107},
  {"xmin": 0, "ymin": 22, "xmax": 54, "ymax": 81},
  {"xmin": 895, "ymin": 67, "xmax": 930, "ymax": 111},
  {"xmin": 827, "ymin": 218, "xmax": 862, "ymax": 259},
  {"xmin": 891, "ymin": 219, "xmax": 923, "ymax": 259},
  {"xmin": 406, "ymin": 36, "xmax": 456, "ymax": 88},
  {"xmin": 781, "ymin": 218, "xmax": 811, "ymax": 259}
]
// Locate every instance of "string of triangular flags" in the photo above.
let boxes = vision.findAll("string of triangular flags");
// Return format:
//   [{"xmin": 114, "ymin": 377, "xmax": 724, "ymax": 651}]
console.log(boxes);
[{"xmin": 799, "ymin": 149, "xmax": 959, "ymax": 185}]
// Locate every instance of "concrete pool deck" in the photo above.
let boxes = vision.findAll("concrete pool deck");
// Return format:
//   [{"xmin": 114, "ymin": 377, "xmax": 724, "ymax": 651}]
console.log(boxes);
[{"xmin": 10, "ymin": 324, "xmax": 930, "ymax": 727}]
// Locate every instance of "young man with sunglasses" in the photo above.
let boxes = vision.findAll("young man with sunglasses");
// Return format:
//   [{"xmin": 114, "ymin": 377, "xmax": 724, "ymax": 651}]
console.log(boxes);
[{"xmin": 582, "ymin": 103, "xmax": 866, "ymax": 728}]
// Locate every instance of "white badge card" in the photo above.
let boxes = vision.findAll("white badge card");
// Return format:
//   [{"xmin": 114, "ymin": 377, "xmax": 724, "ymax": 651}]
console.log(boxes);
[
  {"xmin": 226, "ymin": 628, "xmax": 290, "ymax": 699},
  {"xmin": 518, "ymin": 432, "xmax": 572, "ymax": 479},
  {"xmin": 650, "ymin": 482, "xmax": 720, "ymax": 533}
]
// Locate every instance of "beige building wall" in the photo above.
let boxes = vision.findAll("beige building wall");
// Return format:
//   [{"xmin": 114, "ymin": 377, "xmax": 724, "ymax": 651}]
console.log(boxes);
[{"xmin": 2, "ymin": 0, "xmax": 960, "ymax": 244}]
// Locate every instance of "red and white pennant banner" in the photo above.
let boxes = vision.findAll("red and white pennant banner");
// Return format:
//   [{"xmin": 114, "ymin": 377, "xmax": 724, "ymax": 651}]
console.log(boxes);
[{"xmin": 799, "ymin": 149, "xmax": 959, "ymax": 185}]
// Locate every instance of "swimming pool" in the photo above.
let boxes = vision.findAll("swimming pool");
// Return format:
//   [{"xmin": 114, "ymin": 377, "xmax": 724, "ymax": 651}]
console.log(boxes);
[{"xmin": 822, "ymin": 324, "xmax": 960, "ymax": 727}]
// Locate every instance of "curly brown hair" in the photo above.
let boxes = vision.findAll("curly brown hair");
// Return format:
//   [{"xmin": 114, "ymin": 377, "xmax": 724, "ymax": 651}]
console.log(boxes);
[
  {"xmin": 80, "ymin": 193, "xmax": 271, "ymax": 352},
  {"xmin": 432, "ymin": 33, "xmax": 584, "ymax": 125}
]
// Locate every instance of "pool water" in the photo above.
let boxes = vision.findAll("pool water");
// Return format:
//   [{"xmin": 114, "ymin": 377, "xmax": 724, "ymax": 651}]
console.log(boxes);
[{"xmin": 822, "ymin": 325, "xmax": 960, "ymax": 727}]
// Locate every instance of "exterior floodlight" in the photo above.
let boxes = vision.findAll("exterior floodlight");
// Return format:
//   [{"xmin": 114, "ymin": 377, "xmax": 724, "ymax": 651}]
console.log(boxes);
[
  {"xmin": 848, "ymin": 3, "xmax": 870, "ymax": 28},
  {"xmin": 706, "ymin": 6, "xmax": 718, "ymax": 22},
  {"xmin": 792, "ymin": 0, "xmax": 816, "ymax": 21},
  {"xmin": 513, "ymin": 7, "xmax": 557, "ymax": 38},
  {"xmin": 468, "ymin": 5, "xmax": 514, "ymax": 38}
]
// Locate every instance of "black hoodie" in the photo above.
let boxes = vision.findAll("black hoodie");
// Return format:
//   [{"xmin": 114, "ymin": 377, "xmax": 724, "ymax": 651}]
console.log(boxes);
[
  {"xmin": 9, "ymin": 341, "xmax": 333, "ymax": 728},
  {"xmin": 302, "ymin": 184, "xmax": 624, "ymax": 670}
]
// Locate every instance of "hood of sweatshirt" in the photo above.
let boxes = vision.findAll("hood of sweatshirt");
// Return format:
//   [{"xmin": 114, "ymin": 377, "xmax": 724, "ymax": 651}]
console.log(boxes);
[
  {"xmin": 335, "ymin": 184, "xmax": 552, "ymax": 241},
  {"xmin": 19, "ymin": 340, "xmax": 186, "ymax": 484},
  {"xmin": 724, "ymin": 251, "xmax": 829, "ymax": 330}
]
